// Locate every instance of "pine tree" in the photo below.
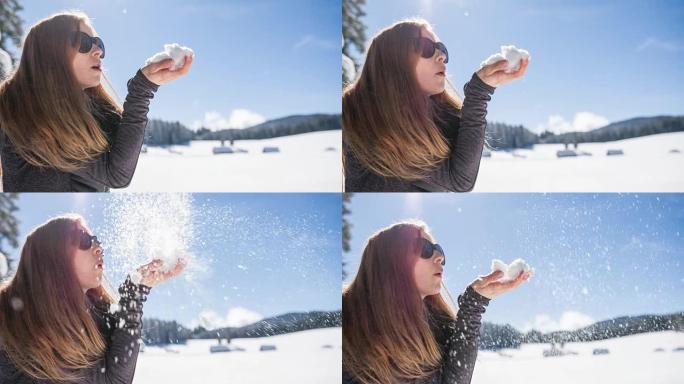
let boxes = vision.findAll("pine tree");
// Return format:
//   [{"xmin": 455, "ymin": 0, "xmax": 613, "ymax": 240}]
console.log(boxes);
[
  {"xmin": 0, "ymin": 0, "xmax": 24, "ymax": 61},
  {"xmin": 0, "ymin": 193, "xmax": 19, "ymax": 277},
  {"xmin": 342, "ymin": 0, "xmax": 367, "ymax": 65}
]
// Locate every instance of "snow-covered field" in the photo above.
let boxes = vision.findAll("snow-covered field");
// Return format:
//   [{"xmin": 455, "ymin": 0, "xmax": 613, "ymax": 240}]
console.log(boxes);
[
  {"xmin": 473, "ymin": 331, "xmax": 684, "ymax": 384},
  {"xmin": 125, "ymin": 130, "xmax": 342, "ymax": 192},
  {"xmin": 475, "ymin": 132, "xmax": 684, "ymax": 191},
  {"xmin": 134, "ymin": 327, "xmax": 341, "ymax": 384}
]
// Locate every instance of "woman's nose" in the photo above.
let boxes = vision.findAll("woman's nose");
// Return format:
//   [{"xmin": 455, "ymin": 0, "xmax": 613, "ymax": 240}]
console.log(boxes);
[{"xmin": 92, "ymin": 46, "xmax": 103, "ymax": 58}]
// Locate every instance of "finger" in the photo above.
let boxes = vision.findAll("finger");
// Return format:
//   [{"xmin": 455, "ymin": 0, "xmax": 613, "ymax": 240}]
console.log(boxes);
[
  {"xmin": 487, "ymin": 60, "xmax": 508, "ymax": 75},
  {"xmin": 514, "ymin": 59, "xmax": 528, "ymax": 77},
  {"xmin": 481, "ymin": 60, "xmax": 503, "ymax": 76},
  {"xmin": 482, "ymin": 61, "xmax": 498, "ymax": 76},
  {"xmin": 171, "ymin": 261, "xmax": 186, "ymax": 275},
  {"xmin": 149, "ymin": 259, "xmax": 163, "ymax": 270},
  {"xmin": 150, "ymin": 271, "xmax": 161, "ymax": 285},
  {"xmin": 481, "ymin": 270, "xmax": 504, "ymax": 284},
  {"xmin": 149, "ymin": 58, "xmax": 174, "ymax": 73},
  {"xmin": 181, "ymin": 55, "xmax": 193, "ymax": 73},
  {"xmin": 169, "ymin": 56, "xmax": 192, "ymax": 77},
  {"xmin": 500, "ymin": 272, "xmax": 527, "ymax": 290},
  {"xmin": 471, "ymin": 271, "xmax": 501, "ymax": 290},
  {"xmin": 497, "ymin": 68, "xmax": 522, "ymax": 83}
]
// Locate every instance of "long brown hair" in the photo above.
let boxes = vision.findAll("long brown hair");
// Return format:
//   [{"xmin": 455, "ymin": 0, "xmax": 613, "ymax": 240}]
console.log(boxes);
[
  {"xmin": 343, "ymin": 220, "xmax": 456, "ymax": 384},
  {"xmin": 0, "ymin": 214, "xmax": 113, "ymax": 382},
  {"xmin": 0, "ymin": 11, "xmax": 122, "ymax": 172},
  {"xmin": 343, "ymin": 19, "xmax": 463, "ymax": 181}
]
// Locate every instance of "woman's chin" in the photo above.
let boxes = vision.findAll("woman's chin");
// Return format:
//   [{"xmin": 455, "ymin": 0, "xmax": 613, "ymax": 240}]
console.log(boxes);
[
  {"xmin": 80, "ymin": 78, "xmax": 101, "ymax": 90},
  {"xmin": 429, "ymin": 87, "xmax": 445, "ymax": 96}
]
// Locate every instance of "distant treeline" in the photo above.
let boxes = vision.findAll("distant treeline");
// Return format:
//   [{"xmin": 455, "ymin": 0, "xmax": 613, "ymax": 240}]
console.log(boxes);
[
  {"xmin": 143, "ymin": 114, "xmax": 341, "ymax": 146},
  {"xmin": 479, "ymin": 311, "xmax": 684, "ymax": 350},
  {"xmin": 145, "ymin": 120, "xmax": 195, "ymax": 146},
  {"xmin": 484, "ymin": 115, "xmax": 684, "ymax": 150},
  {"xmin": 143, "ymin": 114, "xmax": 682, "ymax": 149},
  {"xmin": 142, "ymin": 310, "xmax": 341, "ymax": 346},
  {"xmin": 198, "ymin": 114, "xmax": 341, "ymax": 141},
  {"xmin": 539, "ymin": 116, "xmax": 684, "ymax": 144},
  {"xmin": 142, "ymin": 310, "xmax": 683, "ymax": 350},
  {"xmin": 142, "ymin": 318, "xmax": 193, "ymax": 345},
  {"xmin": 485, "ymin": 122, "xmax": 538, "ymax": 149}
]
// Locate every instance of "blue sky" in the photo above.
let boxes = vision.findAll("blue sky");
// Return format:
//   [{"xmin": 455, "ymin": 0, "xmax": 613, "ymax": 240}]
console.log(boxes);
[
  {"xmin": 344, "ymin": 193, "xmax": 684, "ymax": 332},
  {"xmin": 14, "ymin": 0, "xmax": 340, "ymax": 129},
  {"xmin": 5, "ymin": 193, "xmax": 341, "ymax": 328},
  {"xmin": 357, "ymin": 0, "xmax": 684, "ymax": 133}
]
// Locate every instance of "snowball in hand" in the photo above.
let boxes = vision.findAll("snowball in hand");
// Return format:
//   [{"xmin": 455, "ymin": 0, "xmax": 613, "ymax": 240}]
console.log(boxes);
[
  {"xmin": 145, "ymin": 43, "xmax": 194, "ymax": 70},
  {"xmin": 480, "ymin": 45, "xmax": 530, "ymax": 73},
  {"xmin": 491, "ymin": 258, "xmax": 535, "ymax": 282}
]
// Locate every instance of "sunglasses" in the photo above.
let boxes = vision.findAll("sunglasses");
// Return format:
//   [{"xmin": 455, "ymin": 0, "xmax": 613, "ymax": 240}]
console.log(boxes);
[
  {"xmin": 414, "ymin": 37, "xmax": 449, "ymax": 64},
  {"xmin": 78, "ymin": 229, "xmax": 101, "ymax": 251},
  {"xmin": 74, "ymin": 31, "xmax": 105, "ymax": 59},
  {"xmin": 421, "ymin": 238, "xmax": 445, "ymax": 266}
]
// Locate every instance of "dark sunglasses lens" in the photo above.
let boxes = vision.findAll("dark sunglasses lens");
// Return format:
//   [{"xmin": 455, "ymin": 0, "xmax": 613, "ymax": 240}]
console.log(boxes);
[
  {"xmin": 79, "ymin": 233, "xmax": 92, "ymax": 250},
  {"xmin": 78, "ymin": 34, "xmax": 92, "ymax": 54},
  {"xmin": 436, "ymin": 42, "xmax": 449, "ymax": 63},
  {"xmin": 78, "ymin": 33, "xmax": 105, "ymax": 58},
  {"xmin": 93, "ymin": 37, "xmax": 105, "ymax": 58},
  {"xmin": 420, "ymin": 39, "xmax": 435, "ymax": 59},
  {"xmin": 435, "ymin": 244, "xmax": 445, "ymax": 265},
  {"xmin": 421, "ymin": 240, "xmax": 433, "ymax": 259}
]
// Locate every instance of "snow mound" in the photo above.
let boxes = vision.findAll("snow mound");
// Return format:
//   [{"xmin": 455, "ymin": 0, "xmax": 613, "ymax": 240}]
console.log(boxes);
[
  {"xmin": 491, "ymin": 258, "xmax": 535, "ymax": 282},
  {"xmin": 145, "ymin": 43, "xmax": 194, "ymax": 70},
  {"xmin": 480, "ymin": 45, "xmax": 530, "ymax": 73}
]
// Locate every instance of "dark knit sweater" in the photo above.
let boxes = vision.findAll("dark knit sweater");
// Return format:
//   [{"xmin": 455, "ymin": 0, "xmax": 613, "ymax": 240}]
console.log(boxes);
[
  {"xmin": 0, "ymin": 70, "xmax": 158, "ymax": 192},
  {"xmin": 0, "ymin": 277, "xmax": 151, "ymax": 384},
  {"xmin": 344, "ymin": 73, "xmax": 495, "ymax": 192},
  {"xmin": 343, "ymin": 286, "xmax": 490, "ymax": 384}
]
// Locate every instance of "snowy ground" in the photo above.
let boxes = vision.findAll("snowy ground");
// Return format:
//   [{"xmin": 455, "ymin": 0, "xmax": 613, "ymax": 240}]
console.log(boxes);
[
  {"xmin": 134, "ymin": 327, "xmax": 341, "ymax": 384},
  {"xmin": 124, "ymin": 130, "xmax": 341, "ymax": 192},
  {"xmin": 475, "ymin": 132, "xmax": 684, "ymax": 191},
  {"xmin": 472, "ymin": 331, "xmax": 684, "ymax": 384}
]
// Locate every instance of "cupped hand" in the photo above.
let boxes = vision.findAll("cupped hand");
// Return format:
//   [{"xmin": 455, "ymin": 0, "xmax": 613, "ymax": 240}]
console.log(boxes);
[
  {"xmin": 476, "ymin": 57, "xmax": 528, "ymax": 88},
  {"xmin": 470, "ymin": 269, "xmax": 531, "ymax": 299},
  {"xmin": 136, "ymin": 258, "xmax": 187, "ymax": 287},
  {"xmin": 141, "ymin": 55, "xmax": 193, "ymax": 86}
]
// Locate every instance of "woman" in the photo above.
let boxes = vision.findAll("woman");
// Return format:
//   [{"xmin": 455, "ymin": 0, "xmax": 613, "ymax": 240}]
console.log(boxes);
[
  {"xmin": 0, "ymin": 214, "xmax": 185, "ymax": 383},
  {"xmin": 0, "ymin": 11, "xmax": 193, "ymax": 192},
  {"xmin": 343, "ymin": 19, "xmax": 528, "ymax": 192},
  {"xmin": 343, "ymin": 221, "xmax": 531, "ymax": 384}
]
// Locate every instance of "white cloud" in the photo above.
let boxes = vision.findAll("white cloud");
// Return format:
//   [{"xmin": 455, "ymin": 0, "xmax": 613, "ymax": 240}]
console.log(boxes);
[
  {"xmin": 197, "ymin": 307, "xmax": 263, "ymax": 330},
  {"xmin": 404, "ymin": 194, "xmax": 423, "ymax": 217},
  {"xmin": 524, "ymin": 311, "xmax": 594, "ymax": 332},
  {"xmin": 535, "ymin": 112, "xmax": 609, "ymax": 134},
  {"xmin": 419, "ymin": 0, "xmax": 434, "ymax": 16},
  {"xmin": 192, "ymin": 109, "xmax": 266, "ymax": 131},
  {"xmin": 636, "ymin": 38, "xmax": 682, "ymax": 53},
  {"xmin": 294, "ymin": 35, "xmax": 336, "ymax": 50}
]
